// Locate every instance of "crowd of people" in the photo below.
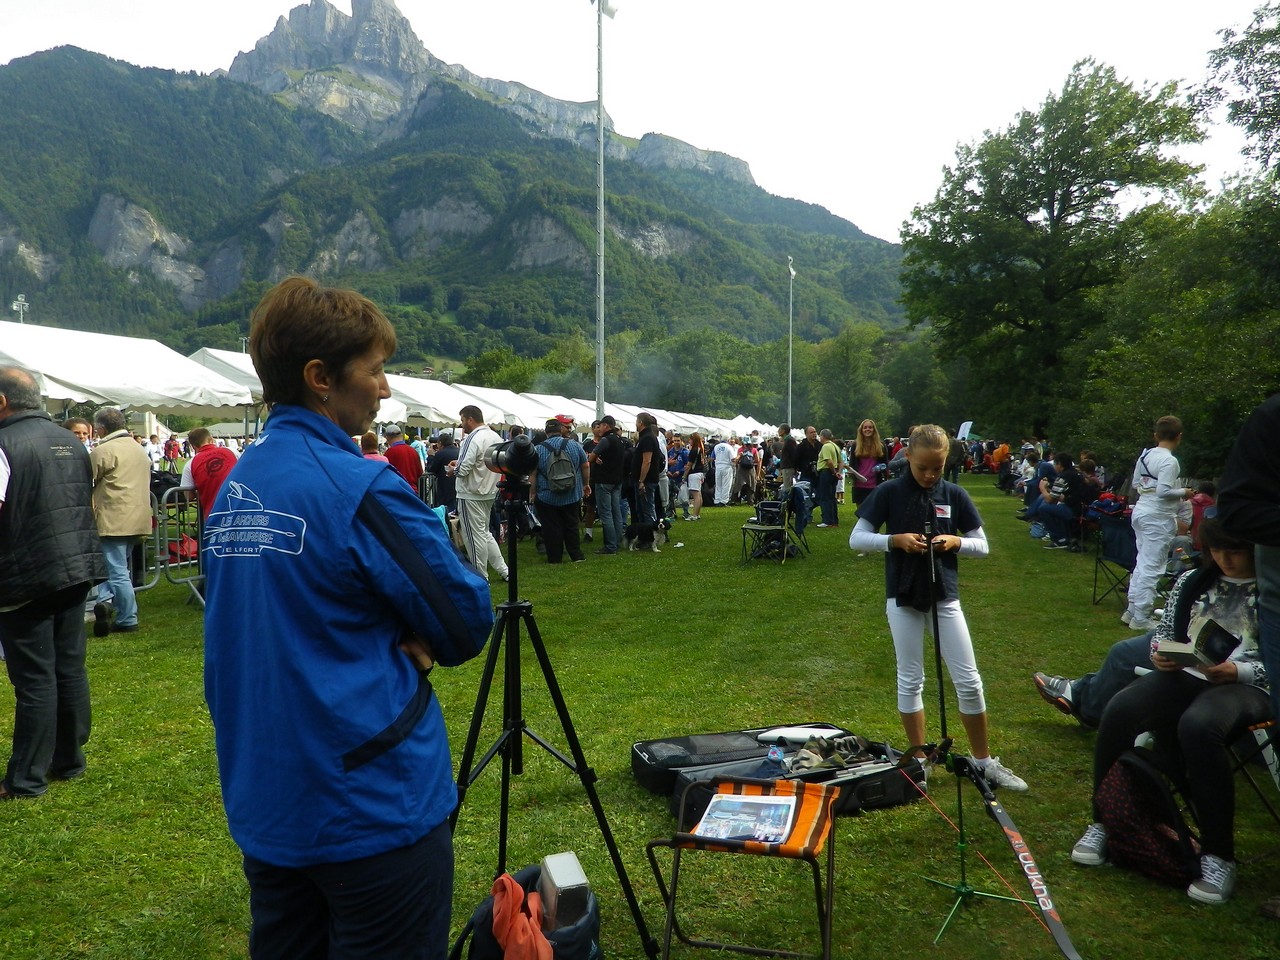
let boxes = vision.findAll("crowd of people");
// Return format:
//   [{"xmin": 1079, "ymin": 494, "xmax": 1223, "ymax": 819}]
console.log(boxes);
[{"xmin": 3, "ymin": 277, "xmax": 1279, "ymax": 953}]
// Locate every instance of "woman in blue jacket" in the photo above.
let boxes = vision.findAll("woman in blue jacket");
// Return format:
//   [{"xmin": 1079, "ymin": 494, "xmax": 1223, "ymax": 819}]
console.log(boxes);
[{"xmin": 203, "ymin": 277, "xmax": 494, "ymax": 960}]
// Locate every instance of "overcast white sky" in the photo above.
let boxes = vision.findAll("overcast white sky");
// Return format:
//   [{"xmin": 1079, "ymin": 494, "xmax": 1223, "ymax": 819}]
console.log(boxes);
[{"xmin": 0, "ymin": 0, "xmax": 1265, "ymax": 242}]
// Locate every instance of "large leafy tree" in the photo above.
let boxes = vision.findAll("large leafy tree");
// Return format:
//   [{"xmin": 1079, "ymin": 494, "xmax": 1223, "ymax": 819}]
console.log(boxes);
[
  {"xmin": 900, "ymin": 60, "xmax": 1203, "ymax": 435},
  {"xmin": 1207, "ymin": 1, "xmax": 1280, "ymax": 169}
]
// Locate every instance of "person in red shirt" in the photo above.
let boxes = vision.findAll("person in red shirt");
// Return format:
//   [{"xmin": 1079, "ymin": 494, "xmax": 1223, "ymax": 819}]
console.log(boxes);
[
  {"xmin": 179, "ymin": 427, "xmax": 238, "ymax": 521},
  {"xmin": 382, "ymin": 424, "xmax": 424, "ymax": 492}
]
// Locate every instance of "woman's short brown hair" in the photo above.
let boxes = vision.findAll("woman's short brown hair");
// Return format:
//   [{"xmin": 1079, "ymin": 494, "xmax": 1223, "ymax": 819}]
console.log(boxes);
[{"xmin": 249, "ymin": 276, "xmax": 397, "ymax": 407}]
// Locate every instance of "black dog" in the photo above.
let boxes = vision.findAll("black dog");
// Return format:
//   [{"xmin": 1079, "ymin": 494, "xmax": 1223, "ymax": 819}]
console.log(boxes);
[{"xmin": 624, "ymin": 518, "xmax": 671, "ymax": 552}]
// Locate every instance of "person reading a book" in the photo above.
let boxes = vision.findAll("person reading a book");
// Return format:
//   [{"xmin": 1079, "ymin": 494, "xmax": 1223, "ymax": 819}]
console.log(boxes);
[{"xmin": 1070, "ymin": 516, "xmax": 1269, "ymax": 905}]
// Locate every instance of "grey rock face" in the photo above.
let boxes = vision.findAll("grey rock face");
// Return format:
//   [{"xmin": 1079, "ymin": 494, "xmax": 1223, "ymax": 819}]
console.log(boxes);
[
  {"xmin": 87, "ymin": 194, "xmax": 208, "ymax": 309},
  {"xmin": 508, "ymin": 216, "xmax": 591, "ymax": 272},
  {"xmin": 392, "ymin": 198, "xmax": 493, "ymax": 259},
  {"xmin": 614, "ymin": 221, "xmax": 700, "ymax": 259},
  {"xmin": 0, "ymin": 223, "xmax": 60, "ymax": 281},
  {"xmin": 631, "ymin": 133, "xmax": 754, "ymax": 185},
  {"xmin": 88, "ymin": 194, "xmax": 191, "ymax": 268}
]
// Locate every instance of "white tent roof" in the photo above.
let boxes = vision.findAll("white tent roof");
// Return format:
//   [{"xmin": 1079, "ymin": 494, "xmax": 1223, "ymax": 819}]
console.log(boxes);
[
  {"xmin": 452, "ymin": 384, "xmax": 557, "ymax": 427},
  {"xmin": 3, "ymin": 321, "xmax": 253, "ymax": 416},
  {"xmin": 384, "ymin": 374, "xmax": 477, "ymax": 427},
  {"xmin": 521, "ymin": 392, "xmax": 599, "ymax": 427},
  {"xmin": 189, "ymin": 347, "xmax": 405, "ymax": 424},
  {"xmin": 188, "ymin": 347, "xmax": 263, "ymax": 403}
]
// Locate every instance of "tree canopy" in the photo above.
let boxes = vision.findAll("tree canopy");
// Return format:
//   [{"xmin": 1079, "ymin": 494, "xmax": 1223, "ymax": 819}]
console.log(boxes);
[{"xmin": 900, "ymin": 60, "xmax": 1203, "ymax": 433}]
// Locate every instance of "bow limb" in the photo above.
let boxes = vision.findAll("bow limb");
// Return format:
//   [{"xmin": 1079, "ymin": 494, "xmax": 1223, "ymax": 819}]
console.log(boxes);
[{"xmin": 958, "ymin": 760, "xmax": 1084, "ymax": 960}]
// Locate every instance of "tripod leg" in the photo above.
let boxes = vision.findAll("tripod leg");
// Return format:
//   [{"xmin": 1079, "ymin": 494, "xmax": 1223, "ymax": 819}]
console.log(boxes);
[
  {"xmin": 522, "ymin": 612, "xmax": 660, "ymax": 959},
  {"xmin": 450, "ymin": 610, "xmax": 506, "ymax": 830}
]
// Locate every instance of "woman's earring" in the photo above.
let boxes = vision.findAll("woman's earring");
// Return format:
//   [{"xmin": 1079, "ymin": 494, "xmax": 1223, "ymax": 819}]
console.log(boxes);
[{"xmin": 322, "ymin": 395, "xmax": 329, "ymax": 403}]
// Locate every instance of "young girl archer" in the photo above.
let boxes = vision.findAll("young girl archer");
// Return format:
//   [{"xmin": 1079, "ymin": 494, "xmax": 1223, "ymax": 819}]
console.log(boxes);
[{"xmin": 849, "ymin": 423, "xmax": 1028, "ymax": 791}]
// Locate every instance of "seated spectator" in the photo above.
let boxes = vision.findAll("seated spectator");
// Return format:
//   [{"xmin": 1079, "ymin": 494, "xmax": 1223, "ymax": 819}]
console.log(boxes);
[
  {"xmin": 1039, "ymin": 453, "xmax": 1087, "ymax": 549},
  {"xmin": 1079, "ymin": 458, "xmax": 1103, "ymax": 500},
  {"xmin": 1189, "ymin": 481, "xmax": 1217, "ymax": 551},
  {"xmin": 1069, "ymin": 518, "xmax": 1268, "ymax": 905}
]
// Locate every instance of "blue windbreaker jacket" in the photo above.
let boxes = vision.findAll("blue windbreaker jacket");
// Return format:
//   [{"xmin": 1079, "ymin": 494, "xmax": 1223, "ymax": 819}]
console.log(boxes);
[{"xmin": 202, "ymin": 405, "xmax": 493, "ymax": 867}]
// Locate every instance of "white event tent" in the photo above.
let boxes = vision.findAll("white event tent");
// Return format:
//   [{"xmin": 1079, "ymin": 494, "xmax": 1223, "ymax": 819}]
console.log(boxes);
[
  {"xmin": 190, "ymin": 347, "xmax": 407, "ymax": 425},
  {"xmin": 2, "ymin": 321, "xmax": 252, "ymax": 416}
]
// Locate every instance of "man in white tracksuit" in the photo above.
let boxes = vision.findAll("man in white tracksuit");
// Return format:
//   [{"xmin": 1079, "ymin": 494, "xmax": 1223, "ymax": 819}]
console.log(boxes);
[
  {"xmin": 1124, "ymin": 415, "xmax": 1190, "ymax": 631},
  {"xmin": 452, "ymin": 405, "xmax": 509, "ymax": 582}
]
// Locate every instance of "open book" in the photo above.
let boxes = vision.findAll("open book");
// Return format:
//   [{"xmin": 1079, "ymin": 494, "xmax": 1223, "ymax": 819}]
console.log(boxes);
[
  {"xmin": 692, "ymin": 792, "xmax": 797, "ymax": 843},
  {"xmin": 1156, "ymin": 615, "xmax": 1240, "ymax": 668}
]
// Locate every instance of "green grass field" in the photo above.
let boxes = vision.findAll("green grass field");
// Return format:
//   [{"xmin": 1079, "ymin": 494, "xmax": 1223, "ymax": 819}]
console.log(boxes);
[{"xmin": 2, "ymin": 476, "xmax": 1277, "ymax": 959}]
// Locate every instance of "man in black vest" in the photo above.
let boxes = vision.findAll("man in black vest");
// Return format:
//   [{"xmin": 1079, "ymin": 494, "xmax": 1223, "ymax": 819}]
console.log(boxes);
[{"xmin": 0, "ymin": 366, "xmax": 105, "ymax": 799}]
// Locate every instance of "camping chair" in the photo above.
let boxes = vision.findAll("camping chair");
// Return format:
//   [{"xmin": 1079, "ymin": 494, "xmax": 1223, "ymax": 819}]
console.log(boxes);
[
  {"xmin": 1093, "ymin": 513, "xmax": 1136, "ymax": 605},
  {"xmin": 742, "ymin": 499, "xmax": 794, "ymax": 564},
  {"xmin": 1230, "ymin": 720, "xmax": 1280, "ymax": 834},
  {"xmin": 646, "ymin": 777, "xmax": 841, "ymax": 960}
]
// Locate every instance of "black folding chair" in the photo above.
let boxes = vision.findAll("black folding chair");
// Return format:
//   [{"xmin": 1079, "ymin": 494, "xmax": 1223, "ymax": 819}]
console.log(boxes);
[{"xmin": 1093, "ymin": 513, "xmax": 1136, "ymax": 606}]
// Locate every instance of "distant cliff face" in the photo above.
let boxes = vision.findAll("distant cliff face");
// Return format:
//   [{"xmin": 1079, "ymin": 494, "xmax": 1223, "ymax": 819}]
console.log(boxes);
[{"xmin": 227, "ymin": 0, "xmax": 754, "ymax": 184}]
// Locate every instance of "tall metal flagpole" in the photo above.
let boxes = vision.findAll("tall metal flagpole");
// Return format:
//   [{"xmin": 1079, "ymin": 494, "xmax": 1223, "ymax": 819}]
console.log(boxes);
[
  {"xmin": 787, "ymin": 256, "xmax": 795, "ymax": 425},
  {"xmin": 594, "ymin": 1, "xmax": 616, "ymax": 420}
]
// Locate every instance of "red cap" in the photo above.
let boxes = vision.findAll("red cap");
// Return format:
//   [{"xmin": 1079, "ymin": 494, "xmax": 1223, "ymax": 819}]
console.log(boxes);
[{"xmin": 554, "ymin": 414, "xmax": 575, "ymax": 426}]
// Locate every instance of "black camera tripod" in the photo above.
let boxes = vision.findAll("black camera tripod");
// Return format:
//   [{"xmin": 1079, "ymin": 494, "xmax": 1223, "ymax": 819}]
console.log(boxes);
[{"xmin": 450, "ymin": 476, "xmax": 659, "ymax": 959}]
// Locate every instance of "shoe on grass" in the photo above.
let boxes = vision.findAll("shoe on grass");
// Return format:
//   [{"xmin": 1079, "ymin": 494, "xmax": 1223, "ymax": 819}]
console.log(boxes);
[
  {"xmin": 1187, "ymin": 854, "xmax": 1237, "ymax": 904},
  {"xmin": 1130, "ymin": 618, "xmax": 1157, "ymax": 632},
  {"xmin": 93, "ymin": 602, "xmax": 114, "ymax": 638},
  {"xmin": 979, "ymin": 757, "xmax": 1027, "ymax": 792},
  {"xmin": 1071, "ymin": 823, "xmax": 1107, "ymax": 866},
  {"xmin": 1121, "ymin": 609, "xmax": 1133, "ymax": 626},
  {"xmin": 1044, "ymin": 540, "xmax": 1070, "ymax": 550},
  {"xmin": 1033, "ymin": 673, "xmax": 1075, "ymax": 717}
]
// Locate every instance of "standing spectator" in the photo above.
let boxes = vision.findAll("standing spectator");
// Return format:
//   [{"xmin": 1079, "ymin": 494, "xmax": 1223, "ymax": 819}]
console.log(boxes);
[
  {"xmin": 849, "ymin": 424, "xmax": 1027, "ymax": 792},
  {"xmin": 633, "ymin": 413, "xmax": 663, "ymax": 524},
  {"xmin": 360, "ymin": 432, "xmax": 389, "ymax": 462},
  {"xmin": 589, "ymin": 416, "xmax": 625, "ymax": 553},
  {"xmin": 777, "ymin": 424, "xmax": 799, "ymax": 496},
  {"xmin": 797, "ymin": 426, "xmax": 821, "ymax": 486},
  {"xmin": 945, "ymin": 430, "xmax": 966, "ymax": 484},
  {"xmin": 532, "ymin": 418, "xmax": 589, "ymax": 564},
  {"xmin": 383, "ymin": 424, "xmax": 423, "ymax": 492},
  {"xmin": 143, "ymin": 433, "xmax": 163, "ymax": 472},
  {"xmin": 427, "ymin": 431, "xmax": 459, "ymax": 514},
  {"xmin": 64, "ymin": 417, "xmax": 93, "ymax": 451},
  {"xmin": 1125, "ymin": 416, "xmax": 1191, "ymax": 631},
  {"xmin": 850, "ymin": 419, "xmax": 887, "ymax": 508},
  {"xmin": 732, "ymin": 437, "xmax": 760, "ymax": 505},
  {"xmin": 410, "ymin": 430, "xmax": 430, "ymax": 468},
  {"xmin": 667, "ymin": 435, "xmax": 689, "ymax": 519},
  {"xmin": 682, "ymin": 432, "xmax": 708, "ymax": 521},
  {"xmin": 653, "ymin": 420, "xmax": 670, "ymax": 520},
  {"xmin": 711, "ymin": 435, "xmax": 735, "ymax": 506},
  {"xmin": 453, "ymin": 406, "xmax": 508, "ymax": 583},
  {"xmin": 815, "ymin": 429, "xmax": 842, "ymax": 527},
  {"xmin": 179, "ymin": 427, "xmax": 240, "ymax": 521},
  {"xmin": 1216, "ymin": 392, "xmax": 1280, "ymax": 920},
  {"xmin": 202, "ymin": 276, "xmax": 493, "ymax": 958},
  {"xmin": 90, "ymin": 407, "xmax": 151, "ymax": 635},
  {"xmin": 0, "ymin": 366, "xmax": 105, "ymax": 799}
]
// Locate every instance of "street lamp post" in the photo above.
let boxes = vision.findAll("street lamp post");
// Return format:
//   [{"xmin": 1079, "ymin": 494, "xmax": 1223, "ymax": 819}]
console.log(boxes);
[
  {"xmin": 11, "ymin": 293, "xmax": 29, "ymax": 324},
  {"xmin": 787, "ymin": 257, "xmax": 795, "ymax": 424},
  {"xmin": 592, "ymin": 1, "xmax": 617, "ymax": 419}
]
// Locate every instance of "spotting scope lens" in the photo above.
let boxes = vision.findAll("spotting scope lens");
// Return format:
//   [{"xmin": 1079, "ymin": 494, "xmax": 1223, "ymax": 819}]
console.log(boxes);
[{"xmin": 484, "ymin": 434, "xmax": 540, "ymax": 477}]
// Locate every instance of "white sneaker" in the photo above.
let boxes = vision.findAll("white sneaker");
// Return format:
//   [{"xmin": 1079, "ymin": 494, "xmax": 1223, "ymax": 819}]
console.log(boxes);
[
  {"xmin": 1130, "ymin": 618, "xmax": 1157, "ymax": 632},
  {"xmin": 1071, "ymin": 823, "xmax": 1108, "ymax": 866},
  {"xmin": 1120, "ymin": 609, "xmax": 1133, "ymax": 626},
  {"xmin": 1187, "ymin": 854, "xmax": 1237, "ymax": 904},
  {"xmin": 979, "ymin": 756, "xmax": 1028, "ymax": 792}
]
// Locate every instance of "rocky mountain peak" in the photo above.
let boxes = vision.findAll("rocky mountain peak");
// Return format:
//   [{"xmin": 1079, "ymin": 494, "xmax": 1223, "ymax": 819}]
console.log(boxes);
[{"xmin": 227, "ymin": 0, "xmax": 753, "ymax": 183}]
